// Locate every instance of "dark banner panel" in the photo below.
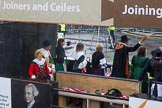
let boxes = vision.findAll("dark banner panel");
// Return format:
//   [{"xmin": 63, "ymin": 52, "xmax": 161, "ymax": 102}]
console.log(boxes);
[{"xmin": 11, "ymin": 79, "xmax": 51, "ymax": 108}]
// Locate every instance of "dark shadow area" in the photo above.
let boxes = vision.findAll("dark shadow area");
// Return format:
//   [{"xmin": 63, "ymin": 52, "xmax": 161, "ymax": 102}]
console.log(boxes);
[{"xmin": 0, "ymin": 22, "xmax": 57, "ymax": 79}]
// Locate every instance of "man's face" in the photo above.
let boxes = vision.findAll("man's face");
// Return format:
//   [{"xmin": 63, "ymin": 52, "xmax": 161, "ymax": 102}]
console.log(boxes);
[
  {"xmin": 46, "ymin": 45, "xmax": 51, "ymax": 51},
  {"xmin": 125, "ymin": 41, "xmax": 128, "ymax": 45},
  {"xmin": 24, "ymin": 87, "xmax": 34, "ymax": 103},
  {"xmin": 159, "ymin": 47, "xmax": 162, "ymax": 52}
]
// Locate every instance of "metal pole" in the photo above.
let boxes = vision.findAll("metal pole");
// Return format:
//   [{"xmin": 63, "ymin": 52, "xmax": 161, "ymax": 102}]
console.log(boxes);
[{"xmin": 97, "ymin": 26, "xmax": 100, "ymax": 44}]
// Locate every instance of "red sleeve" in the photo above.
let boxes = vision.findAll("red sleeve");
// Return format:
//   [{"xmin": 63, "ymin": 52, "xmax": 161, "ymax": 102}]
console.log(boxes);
[
  {"xmin": 28, "ymin": 64, "xmax": 35, "ymax": 77},
  {"xmin": 45, "ymin": 63, "xmax": 50, "ymax": 75}
]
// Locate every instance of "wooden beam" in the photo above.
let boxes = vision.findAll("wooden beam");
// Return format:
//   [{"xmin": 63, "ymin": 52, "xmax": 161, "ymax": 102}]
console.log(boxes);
[{"xmin": 57, "ymin": 72, "xmax": 141, "ymax": 96}]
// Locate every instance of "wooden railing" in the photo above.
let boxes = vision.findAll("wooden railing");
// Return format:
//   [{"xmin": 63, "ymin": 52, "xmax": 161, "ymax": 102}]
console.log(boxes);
[
  {"xmin": 57, "ymin": 72, "xmax": 141, "ymax": 96},
  {"xmin": 56, "ymin": 72, "xmax": 141, "ymax": 108}
]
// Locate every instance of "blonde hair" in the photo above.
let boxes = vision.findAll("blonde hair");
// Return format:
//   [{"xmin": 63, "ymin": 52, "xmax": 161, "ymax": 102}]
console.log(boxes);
[
  {"xmin": 96, "ymin": 43, "xmax": 103, "ymax": 52},
  {"xmin": 34, "ymin": 49, "xmax": 42, "ymax": 58}
]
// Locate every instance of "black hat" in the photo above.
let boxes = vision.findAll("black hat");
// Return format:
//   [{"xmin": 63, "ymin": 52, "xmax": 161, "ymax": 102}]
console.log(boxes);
[
  {"xmin": 121, "ymin": 35, "xmax": 130, "ymax": 42},
  {"xmin": 42, "ymin": 40, "xmax": 51, "ymax": 48},
  {"xmin": 151, "ymin": 48, "xmax": 162, "ymax": 57}
]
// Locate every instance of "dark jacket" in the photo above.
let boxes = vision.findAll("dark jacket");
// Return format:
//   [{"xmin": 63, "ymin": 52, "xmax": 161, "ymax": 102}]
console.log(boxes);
[
  {"xmin": 56, "ymin": 45, "xmax": 65, "ymax": 64},
  {"xmin": 139, "ymin": 48, "xmax": 162, "ymax": 82},
  {"xmin": 23, "ymin": 101, "xmax": 44, "ymax": 108},
  {"xmin": 92, "ymin": 51, "xmax": 104, "ymax": 68},
  {"xmin": 139, "ymin": 57, "xmax": 162, "ymax": 82},
  {"xmin": 112, "ymin": 42, "xmax": 141, "ymax": 78}
]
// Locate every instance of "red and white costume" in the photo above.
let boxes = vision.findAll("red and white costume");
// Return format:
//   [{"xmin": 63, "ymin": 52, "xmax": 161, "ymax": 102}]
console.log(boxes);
[{"xmin": 28, "ymin": 58, "xmax": 51, "ymax": 81}]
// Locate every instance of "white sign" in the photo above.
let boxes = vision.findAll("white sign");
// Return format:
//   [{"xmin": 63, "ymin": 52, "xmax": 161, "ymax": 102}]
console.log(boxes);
[
  {"xmin": 0, "ymin": 77, "xmax": 11, "ymax": 108},
  {"xmin": 129, "ymin": 96, "xmax": 162, "ymax": 108}
]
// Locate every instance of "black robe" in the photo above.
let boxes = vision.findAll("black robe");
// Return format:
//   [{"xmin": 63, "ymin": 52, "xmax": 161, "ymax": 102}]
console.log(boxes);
[{"xmin": 112, "ymin": 42, "xmax": 141, "ymax": 78}]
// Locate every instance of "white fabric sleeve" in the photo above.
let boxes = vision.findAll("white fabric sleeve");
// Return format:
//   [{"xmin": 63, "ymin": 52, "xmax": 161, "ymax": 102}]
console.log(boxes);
[
  {"xmin": 99, "ymin": 58, "xmax": 107, "ymax": 65},
  {"xmin": 41, "ymin": 48, "xmax": 49, "ymax": 58},
  {"xmin": 49, "ymin": 74, "xmax": 53, "ymax": 79},
  {"xmin": 138, "ymin": 41, "xmax": 143, "ymax": 44},
  {"xmin": 31, "ymin": 75, "xmax": 36, "ymax": 79},
  {"xmin": 78, "ymin": 60, "xmax": 87, "ymax": 69},
  {"xmin": 48, "ymin": 67, "xmax": 52, "ymax": 72},
  {"xmin": 52, "ymin": 64, "xmax": 55, "ymax": 69}
]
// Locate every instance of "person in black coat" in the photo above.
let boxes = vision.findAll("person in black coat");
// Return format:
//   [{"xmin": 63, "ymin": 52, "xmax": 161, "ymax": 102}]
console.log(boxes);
[
  {"xmin": 112, "ymin": 35, "xmax": 147, "ymax": 78},
  {"xmin": 91, "ymin": 43, "xmax": 106, "ymax": 76},
  {"xmin": 55, "ymin": 38, "xmax": 66, "ymax": 72},
  {"xmin": 139, "ymin": 48, "xmax": 162, "ymax": 97}
]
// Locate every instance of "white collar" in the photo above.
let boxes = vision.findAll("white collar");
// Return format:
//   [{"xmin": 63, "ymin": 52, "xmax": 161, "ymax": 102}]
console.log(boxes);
[
  {"xmin": 33, "ymin": 58, "xmax": 45, "ymax": 65},
  {"xmin": 41, "ymin": 48, "xmax": 51, "ymax": 56},
  {"xmin": 28, "ymin": 99, "xmax": 35, "ymax": 108},
  {"xmin": 75, "ymin": 51, "xmax": 84, "ymax": 59},
  {"xmin": 119, "ymin": 42, "xmax": 128, "ymax": 46},
  {"xmin": 41, "ymin": 48, "xmax": 48, "ymax": 52}
]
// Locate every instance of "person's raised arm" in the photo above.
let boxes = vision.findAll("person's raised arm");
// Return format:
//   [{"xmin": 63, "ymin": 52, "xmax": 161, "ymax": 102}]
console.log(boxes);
[{"xmin": 128, "ymin": 35, "xmax": 148, "ymax": 52}]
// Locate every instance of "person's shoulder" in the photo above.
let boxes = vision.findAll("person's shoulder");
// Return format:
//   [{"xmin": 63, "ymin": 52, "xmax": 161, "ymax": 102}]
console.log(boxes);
[
  {"xmin": 56, "ymin": 45, "xmax": 63, "ymax": 50},
  {"xmin": 97, "ymin": 52, "xmax": 104, "ymax": 57},
  {"xmin": 41, "ymin": 48, "xmax": 49, "ymax": 57},
  {"xmin": 21, "ymin": 102, "xmax": 27, "ymax": 108},
  {"xmin": 93, "ymin": 51, "xmax": 103, "ymax": 54},
  {"xmin": 115, "ymin": 43, "xmax": 125, "ymax": 50},
  {"xmin": 144, "ymin": 57, "xmax": 149, "ymax": 60},
  {"xmin": 32, "ymin": 102, "xmax": 44, "ymax": 108},
  {"xmin": 92, "ymin": 51, "xmax": 98, "ymax": 55}
]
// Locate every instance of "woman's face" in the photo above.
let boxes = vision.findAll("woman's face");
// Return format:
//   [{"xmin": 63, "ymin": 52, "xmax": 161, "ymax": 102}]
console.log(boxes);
[
  {"xmin": 37, "ymin": 51, "xmax": 43, "ymax": 58},
  {"xmin": 24, "ymin": 87, "xmax": 34, "ymax": 103},
  {"xmin": 61, "ymin": 41, "xmax": 65, "ymax": 46},
  {"xmin": 46, "ymin": 45, "xmax": 51, "ymax": 51}
]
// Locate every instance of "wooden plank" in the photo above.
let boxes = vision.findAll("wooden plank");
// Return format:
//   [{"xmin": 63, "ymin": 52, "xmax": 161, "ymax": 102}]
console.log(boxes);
[
  {"xmin": 59, "ymin": 91, "xmax": 129, "ymax": 105},
  {"xmin": 57, "ymin": 72, "xmax": 141, "ymax": 96},
  {"xmin": 58, "ymin": 95, "xmax": 67, "ymax": 107},
  {"xmin": 89, "ymin": 100, "xmax": 100, "ymax": 108}
]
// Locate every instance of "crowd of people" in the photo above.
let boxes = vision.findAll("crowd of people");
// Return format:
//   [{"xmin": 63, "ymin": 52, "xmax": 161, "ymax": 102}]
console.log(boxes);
[{"xmin": 27, "ymin": 32, "xmax": 162, "ymax": 98}]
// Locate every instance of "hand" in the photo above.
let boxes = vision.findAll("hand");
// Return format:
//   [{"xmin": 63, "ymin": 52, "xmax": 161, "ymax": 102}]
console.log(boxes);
[
  {"xmin": 52, "ymin": 64, "xmax": 55, "ymax": 69},
  {"xmin": 139, "ymin": 35, "xmax": 149, "ymax": 43},
  {"xmin": 31, "ymin": 75, "xmax": 36, "ymax": 79},
  {"xmin": 48, "ymin": 63, "xmax": 52, "ymax": 67},
  {"xmin": 51, "ymin": 69, "xmax": 56, "ymax": 74},
  {"xmin": 49, "ymin": 74, "xmax": 53, "ymax": 79},
  {"xmin": 126, "ymin": 73, "xmax": 130, "ymax": 78}
]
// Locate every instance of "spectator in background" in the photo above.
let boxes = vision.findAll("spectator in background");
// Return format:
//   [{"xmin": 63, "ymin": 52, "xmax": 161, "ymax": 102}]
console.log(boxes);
[
  {"xmin": 40, "ymin": 40, "xmax": 55, "ymax": 81},
  {"xmin": 112, "ymin": 35, "xmax": 147, "ymax": 78},
  {"xmin": 131, "ymin": 46, "xmax": 149, "ymax": 93},
  {"xmin": 91, "ymin": 43, "xmax": 107, "ymax": 76},
  {"xmin": 59, "ymin": 24, "xmax": 66, "ymax": 38},
  {"xmin": 108, "ymin": 25, "xmax": 116, "ymax": 44},
  {"xmin": 56, "ymin": 38, "xmax": 66, "ymax": 72},
  {"xmin": 72, "ymin": 42, "xmax": 87, "ymax": 73},
  {"xmin": 139, "ymin": 48, "xmax": 162, "ymax": 97},
  {"xmin": 28, "ymin": 49, "xmax": 52, "ymax": 83}
]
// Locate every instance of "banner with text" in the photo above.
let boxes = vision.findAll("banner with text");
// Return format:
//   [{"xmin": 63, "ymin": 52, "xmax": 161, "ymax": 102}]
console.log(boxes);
[
  {"xmin": 0, "ymin": 77, "xmax": 11, "ymax": 108},
  {"xmin": 0, "ymin": 0, "xmax": 113, "ymax": 26},
  {"xmin": 0, "ymin": 77, "xmax": 51, "ymax": 108},
  {"xmin": 1, "ymin": 0, "xmax": 162, "ymax": 28}
]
